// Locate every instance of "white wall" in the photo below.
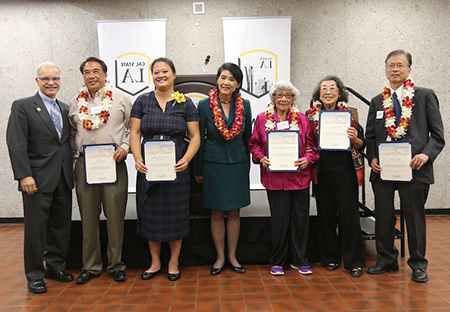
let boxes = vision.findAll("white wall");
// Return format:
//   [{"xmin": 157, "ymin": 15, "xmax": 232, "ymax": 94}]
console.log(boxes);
[{"xmin": 0, "ymin": 0, "xmax": 448, "ymax": 217}]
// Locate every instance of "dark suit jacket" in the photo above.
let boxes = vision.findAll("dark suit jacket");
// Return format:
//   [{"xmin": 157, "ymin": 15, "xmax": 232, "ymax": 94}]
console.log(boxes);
[
  {"xmin": 366, "ymin": 86, "xmax": 445, "ymax": 185},
  {"xmin": 6, "ymin": 92, "xmax": 74, "ymax": 192},
  {"xmin": 194, "ymin": 97, "xmax": 252, "ymax": 175}
]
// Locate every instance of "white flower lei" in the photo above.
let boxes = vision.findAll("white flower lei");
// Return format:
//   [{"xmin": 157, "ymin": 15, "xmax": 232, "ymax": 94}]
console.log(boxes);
[
  {"xmin": 77, "ymin": 82, "xmax": 113, "ymax": 130},
  {"xmin": 265, "ymin": 102, "xmax": 300, "ymax": 131},
  {"xmin": 382, "ymin": 76, "xmax": 415, "ymax": 139}
]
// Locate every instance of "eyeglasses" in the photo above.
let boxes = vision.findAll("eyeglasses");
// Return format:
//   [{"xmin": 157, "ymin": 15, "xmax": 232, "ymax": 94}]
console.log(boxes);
[
  {"xmin": 274, "ymin": 93, "xmax": 292, "ymax": 99},
  {"xmin": 38, "ymin": 77, "xmax": 61, "ymax": 83},
  {"xmin": 320, "ymin": 87, "xmax": 338, "ymax": 93},
  {"xmin": 387, "ymin": 63, "xmax": 408, "ymax": 70},
  {"xmin": 83, "ymin": 69, "xmax": 102, "ymax": 77}
]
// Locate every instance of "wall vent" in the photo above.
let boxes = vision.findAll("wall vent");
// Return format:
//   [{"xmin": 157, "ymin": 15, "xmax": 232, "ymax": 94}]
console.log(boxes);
[{"xmin": 193, "ymin": 2, "xmax": 205, "ymax": 15}]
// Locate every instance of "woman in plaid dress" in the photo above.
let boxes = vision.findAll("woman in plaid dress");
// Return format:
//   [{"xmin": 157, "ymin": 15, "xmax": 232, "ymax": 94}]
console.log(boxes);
[{"xmin": 130, "ymin": 58, "xmax": 200, "ymax": 281}]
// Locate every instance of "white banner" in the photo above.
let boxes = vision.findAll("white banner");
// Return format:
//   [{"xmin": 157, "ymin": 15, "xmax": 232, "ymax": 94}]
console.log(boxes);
[
  {"xmin": 97, "ymin": 19, "xmax": 166, "ymax": 192},
  {"xmin": 223, "ymin": 16, "xmax": 291, "ymax": 189},
  {"xmin": 97, "ymin": 19, "xmax": 166, "ymax": 101}
]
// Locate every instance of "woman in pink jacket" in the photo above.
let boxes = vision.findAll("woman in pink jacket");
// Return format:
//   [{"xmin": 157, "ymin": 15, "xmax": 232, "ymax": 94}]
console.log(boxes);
[{"xmin": 249, "ymin": 81, "xmax": 319, "ymax": 276}]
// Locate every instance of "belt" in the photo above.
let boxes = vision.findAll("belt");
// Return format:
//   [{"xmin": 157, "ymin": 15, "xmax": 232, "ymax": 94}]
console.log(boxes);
[{"xmin": 143, "ymin": 134, "xmax": 185, "ymax": 144}]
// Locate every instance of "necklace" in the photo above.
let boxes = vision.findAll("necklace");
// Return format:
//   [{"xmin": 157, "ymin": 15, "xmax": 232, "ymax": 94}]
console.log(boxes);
[
  {"xmin": 307, "ymin": 100, "xmax": 347, "ymax": 132},
  {"xmin": 77, "ymin": 82, "xmax": 113, "ymax": 130},
  {"xmin": 265, "ymin": 102, "xmax": 300, "ymax": 131},
  {"xmin": 381, "ymin": 77, "xmax": 415, "ymax": 140},
  {"xmin": 220, "ymin": 99, "xmax": 231, "ymax": 105},
  {"xmin": 209, "ymin": 88, "xmax": 244, "ymax": 140}
]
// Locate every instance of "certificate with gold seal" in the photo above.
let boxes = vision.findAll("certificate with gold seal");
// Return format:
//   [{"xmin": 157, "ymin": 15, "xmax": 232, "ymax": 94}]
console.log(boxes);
[
  {"xmin": 144, "ymin": 140, "xmax": 177, "ymax": 182},
  {"xmin": 318, "ymin": 110, "xmax": 352, "ymax": 151},
  {"xmin": 83, "ymin": 143, "xmax": 117, "ymax": 185},
  {"xmin": 377, "ymin": 141, "xmax": 413, "ymax": 182},
  {"xmin": 267, "ymin": 130, "xmax": 300, "ymax": 172}
]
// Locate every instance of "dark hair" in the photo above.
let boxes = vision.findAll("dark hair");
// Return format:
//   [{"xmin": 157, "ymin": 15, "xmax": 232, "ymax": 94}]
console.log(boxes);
[
  {"xmin": 79, "ymin": 57, "xmax": 107, "ymax": 74},
  {"xmin": 385, "ymin": 50, "xmax": 412, "ymax": 67},
  {"xmin": 216, "ymin": 63, "xmax": 243, "ymax": 96},
  {"xmin": 151, "ymin": 57, "xmax": 176, "ymax": 74},
  {"xmin": 312, "ymin": 75, "xmax": 349, "ymax": 103}
]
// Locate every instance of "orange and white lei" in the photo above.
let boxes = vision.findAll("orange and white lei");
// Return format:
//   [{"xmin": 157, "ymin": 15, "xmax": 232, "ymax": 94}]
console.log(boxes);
[
  {"xmin": 308, "ymin": 100, "xmax": 348, "ymax": 132},
  {"xmin": 382, "ymin": 76, "xmax": 415, "ymax": 140},
  {"xmin": 77, "ymin": 82, "xmax": 113, "ymax": 130},
  {"xmin": 209, "ymin": 88, "xmax": 244, "ymax": 140}
]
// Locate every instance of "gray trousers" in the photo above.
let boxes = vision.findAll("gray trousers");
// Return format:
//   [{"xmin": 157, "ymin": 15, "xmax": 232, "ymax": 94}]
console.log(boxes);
[{"xmin": 75, "ymin": 155, "xmax": 128, "ymax": 274}]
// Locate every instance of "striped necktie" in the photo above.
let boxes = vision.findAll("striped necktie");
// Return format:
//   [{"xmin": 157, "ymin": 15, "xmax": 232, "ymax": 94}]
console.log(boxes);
[{"xmin": 50, "ymin": 100, "xmax": 62, "ymax": 139}]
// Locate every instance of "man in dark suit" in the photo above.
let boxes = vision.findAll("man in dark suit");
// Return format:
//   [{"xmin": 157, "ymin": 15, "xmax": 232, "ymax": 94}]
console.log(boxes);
[
  {"xmin": 366, "ymin": 50, "xmax": 445, "ymax": 282},
  {"xmin": 6, "ymin": 62, "xmax": 74, "ymax": 293}
]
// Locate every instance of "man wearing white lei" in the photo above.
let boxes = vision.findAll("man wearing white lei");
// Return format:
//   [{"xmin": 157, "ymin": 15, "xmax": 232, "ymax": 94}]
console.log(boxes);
[
  {"xmin": 69, "ymin": 57, "xmax": 132, "ymax": 284},
  {"xmin": 366, "ymin": 50, "xmax": 444, "ymax": 283}
]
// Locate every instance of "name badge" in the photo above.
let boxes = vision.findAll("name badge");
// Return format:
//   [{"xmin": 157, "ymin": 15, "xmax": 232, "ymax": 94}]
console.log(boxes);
[
  {"xmin": 376, "ymin": 111, "xmax": 384, "ymax": 119},
  {"xmin": 90, "ymin": 106, "xmax": 102, "ymax": 115},
  {"xmin": 277, "ymin": 121, "xmax": 289, "ymax": 130}
]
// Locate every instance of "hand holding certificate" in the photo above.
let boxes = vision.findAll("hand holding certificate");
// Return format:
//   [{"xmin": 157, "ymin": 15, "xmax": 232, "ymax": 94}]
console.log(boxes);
[
  {"xmin": 377, "ymin": 141, "xmax": 413, "ymax": 182},
  {"xmin": 144, "ymin": 140, "xmax": 177, "ymax": 182},
  {"xmin": 267, "ymin": 131, "xmax": 300, "ymax": 172},
  {"xmin": 83, "ymin": 143, "xmax": 118, "ymax": 185},
  {"xmin": 318, "ymin": 110, "xmax": 352, "ymax": 150}
]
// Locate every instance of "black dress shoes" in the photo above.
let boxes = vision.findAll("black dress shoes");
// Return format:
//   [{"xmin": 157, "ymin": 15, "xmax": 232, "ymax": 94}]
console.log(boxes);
[
  {"xmin": 111, "ymin": 270, "xmax": 127, "ymax": 282},
  {"xmin": 211, "ymin": 265, "xmax": 225, "ymax": 276},
  {"xmin": 28, "ymin": 279, "xmax": 47, "ymax": 294},
  {"xmin": 168, "ymin": 271, "xmax": 181, "ymax": 281},
  {"xmin": 45, "ymin": 269, "xmax": 74, "ymax": 282},
  {"xmin": 412, "ymin": 269, "xmax": 428, "ymax": 283},
  {"xmin": 324, "ymin": 263, "xmax": 339, "ymax": 271},
  {"xmin": 228, "ymin": 263, "xmax": 246, "ymax": 274},
  {"xmin": 76, "ymin": 271, "xmax": 98, "ymax": 284},
  {"xmin": 141, "ymin": 269, "xmax": 161, "ymax": 280},
  {"xmin": 367, "ymin": 263, "xmax": 399, "ymax": 274}
]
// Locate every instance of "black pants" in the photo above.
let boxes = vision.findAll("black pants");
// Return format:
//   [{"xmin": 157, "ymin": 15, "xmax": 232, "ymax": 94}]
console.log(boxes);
[
  {"xmin": 266, "ymin": 188, "xmax": 310, "ymax": 267},
  {"xmin": 372, "ymin": 180, "xmax": 429, "ymax": 270},
  {"xmin": 22, "ymin": 173, "xmax": 72, "ymax": 281},
  {"xmin": 316, "ymin": 167, "xmax": 365, "ymax": 270}
]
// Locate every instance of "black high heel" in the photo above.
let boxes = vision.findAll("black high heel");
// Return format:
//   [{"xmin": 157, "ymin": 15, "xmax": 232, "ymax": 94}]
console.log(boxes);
[
  {"xmin": 211, "ymin": 265, "xmax": 225, "ymax": 275},
  {"xmin": 141, "ymin": 268, "xmax": 161, "ymax": 280},
  {"xmin": 228, "ymin": 262, "xmax": 246, "ymax": 274}
]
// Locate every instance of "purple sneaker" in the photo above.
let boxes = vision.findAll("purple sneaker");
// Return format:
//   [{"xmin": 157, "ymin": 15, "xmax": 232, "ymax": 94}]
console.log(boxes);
[
  {"xmin": 290, "ymin": 263, "xmax": 313, "ymax": 275},
  {"xmin": 270, "ymin": 265, "xmax": 284, "ymax": 276}
]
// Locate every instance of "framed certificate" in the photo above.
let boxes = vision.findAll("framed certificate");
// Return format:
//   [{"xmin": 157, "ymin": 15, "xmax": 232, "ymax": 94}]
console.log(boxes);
[
  {"xmin": 318, "ymin": 110, "xmax": 352, "ymax": 151},
  {"xmin": 377, "ymin": 141, "xmax": 413, "ymax": 182},
  {"xmin": 143, "ymin": 140, "xmax": 177, "ymax": 182},
  {"xmin": 83, "ymin": 143, "xmax": 118, "ymax": 185},
  {"xmin": 266, "ymin": 130, "xmax": 300, "ymax": 172}
]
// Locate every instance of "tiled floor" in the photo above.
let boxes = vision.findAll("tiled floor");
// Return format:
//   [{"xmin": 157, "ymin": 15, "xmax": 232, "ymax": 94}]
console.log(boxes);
[{"xmin": 1, "ymin": 216, "xmax": 450, "ymax": 311}]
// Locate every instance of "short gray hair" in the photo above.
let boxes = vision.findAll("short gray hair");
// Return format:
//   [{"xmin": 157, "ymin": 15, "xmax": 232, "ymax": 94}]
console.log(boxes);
[
  {"xmin": 269, "ymin": 81, "xmax": 300, "ymax": 102},
  {"xmin": 36, "ymin": 62, "xmax": 60, "ymax": 78}
]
